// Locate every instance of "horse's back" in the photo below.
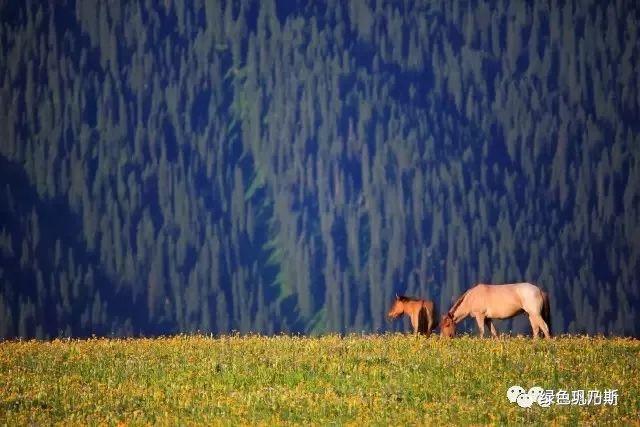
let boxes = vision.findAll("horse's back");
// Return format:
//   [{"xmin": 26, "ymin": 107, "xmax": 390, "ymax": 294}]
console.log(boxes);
[
  {"xmin": 497, "ymin": 282, "xmax": 545, "ymax": 312},
  {"xmin": 510, "ymin": 282, "xmax": 543, "ymax": 299},
  {"xmin": 471, "ymin": 282, "xmax": 542, "ymax": 318},
  {"xmin": 479, "ymin": 282, "xmax": 541, "ymax": 296}
]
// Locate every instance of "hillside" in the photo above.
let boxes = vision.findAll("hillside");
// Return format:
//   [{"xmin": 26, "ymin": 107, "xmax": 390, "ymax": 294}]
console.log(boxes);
[{"xmin": 1, "ymin": 1, "xmax": 639, "ymax": 337}]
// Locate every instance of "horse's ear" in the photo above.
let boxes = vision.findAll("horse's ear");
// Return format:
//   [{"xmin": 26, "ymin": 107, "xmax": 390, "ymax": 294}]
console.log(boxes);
[{"xmin": 395, "ymin": 293, "xmax": 399, "ymax": 300}]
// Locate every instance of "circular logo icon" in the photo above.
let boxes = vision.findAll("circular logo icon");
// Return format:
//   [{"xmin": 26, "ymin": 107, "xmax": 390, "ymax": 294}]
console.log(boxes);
[
  {"xmin": 528, "ymin": 386, "xmax": 544, "ymax": 401},
  {"xmin": 516, "ymin": 393, "xmax": 534, "ymax": 408},
  {"xmin": 507, "ymin": 385, "xmax": 526, "ymax": 403}
]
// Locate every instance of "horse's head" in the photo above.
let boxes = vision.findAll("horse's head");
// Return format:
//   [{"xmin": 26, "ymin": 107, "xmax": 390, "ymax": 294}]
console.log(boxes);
[
  {"xmin": 387, "ymin": 294, "xmax": 404, "ymax": 319},
  {"xmin": 440, "ymin": 313, "xmax": 456, "ymax": 337}
]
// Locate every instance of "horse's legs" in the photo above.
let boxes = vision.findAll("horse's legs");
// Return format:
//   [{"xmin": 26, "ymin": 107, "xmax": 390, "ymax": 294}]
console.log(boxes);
[
  {"xmin": 541, "ymin": 321, "xmax": 550, "ymax": 339},
  {"xmin": 485, "ymin": 318, "xmax": 498, "ymax": 338},
  {"xmin": 474, "ymin": 313, "xmax": 486, "ymax": 337},
  {"xmin": 410, "ymin": 312, "xmax": 419, "ymax": 335},
  {"xmin": 426, "ymin": 311, "xmax": 434, "ymax": 337},
  {"xmin": 429, "ymin": 313, "xmax": 434, "ymax": 333},
  {"xmin": 533, "ymin": 314, "xmax": 551, "ymax": 338},
  {"xmin": 421, "ymin": 308, "xmax": 431, "ymax": 337},
  {"xmin": 528, "ymin": 314, "xmax": 541, "ymax": 338}
]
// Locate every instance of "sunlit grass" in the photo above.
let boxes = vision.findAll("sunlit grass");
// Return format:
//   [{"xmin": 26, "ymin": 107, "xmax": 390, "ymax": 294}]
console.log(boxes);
[{"xmin": 0, "ymin": 335, "xmax": 638, "ymax": 424}]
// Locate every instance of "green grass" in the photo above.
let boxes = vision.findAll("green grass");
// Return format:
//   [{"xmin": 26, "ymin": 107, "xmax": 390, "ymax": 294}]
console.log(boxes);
[{"xmin": 1, "ymin": 335, "xmax": 638, "ymax": 425}]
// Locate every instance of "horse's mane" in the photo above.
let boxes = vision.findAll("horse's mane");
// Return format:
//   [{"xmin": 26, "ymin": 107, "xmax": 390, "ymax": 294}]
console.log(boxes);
[
  {"xmin": 448, "ymin": 289, "xmax": 469, "ymax": 315},
  {"xmin": 397, "ymin": 295, "xmax": 420, "ymax": 302}
]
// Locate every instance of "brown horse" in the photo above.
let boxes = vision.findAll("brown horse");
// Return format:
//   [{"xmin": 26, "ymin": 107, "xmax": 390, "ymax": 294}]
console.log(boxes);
[
  {"xmin": 387, "ymin": 294, "xmax": 437, "ymax": 336},
  {"xmin": 440, "ymin": 283, "xmax": 551, "ymax": 338}
]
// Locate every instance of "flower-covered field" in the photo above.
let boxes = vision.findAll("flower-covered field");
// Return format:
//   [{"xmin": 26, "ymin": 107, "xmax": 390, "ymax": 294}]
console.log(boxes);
[{"xmin": 0, "ymin": 335, "xmax": 638, "ymax": 424}]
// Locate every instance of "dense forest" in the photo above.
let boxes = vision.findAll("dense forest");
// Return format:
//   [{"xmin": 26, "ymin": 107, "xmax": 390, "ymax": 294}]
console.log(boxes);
[{"xmin": 0, "ymin": 0, "xmax": 639, "ymax": 338}]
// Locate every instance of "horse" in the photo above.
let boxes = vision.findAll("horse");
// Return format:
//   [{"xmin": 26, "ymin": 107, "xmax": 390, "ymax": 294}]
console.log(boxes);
[
  {"xmin": 440, "ymin": 283, "xmax": 551, "ymax": 338},
  {"xmin": 387, "ymin": 294, "xmax": 437, "ymax": 336}
]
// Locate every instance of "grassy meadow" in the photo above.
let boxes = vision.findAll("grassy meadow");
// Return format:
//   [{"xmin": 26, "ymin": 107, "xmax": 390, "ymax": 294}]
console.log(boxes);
[{"xmin": 0, "ymin": 335, "xmax": 638, "ymax": 425}]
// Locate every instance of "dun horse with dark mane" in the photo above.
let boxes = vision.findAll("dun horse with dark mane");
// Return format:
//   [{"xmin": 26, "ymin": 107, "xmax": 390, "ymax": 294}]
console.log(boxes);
[
  {"xmin": 440, "ymin": 283, "xmax": 551, "ymax": 338},
  {"xmin": 387, "ymin": 295, "xmax": 437, "ymax": 336}
]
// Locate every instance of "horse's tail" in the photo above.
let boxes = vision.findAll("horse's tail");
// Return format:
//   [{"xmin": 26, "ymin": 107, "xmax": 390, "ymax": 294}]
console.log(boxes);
[
  {"xmin": 430, "ymin": 301, "xmax": 439, "ymax": 330},
  {"xmin": 541, "ymin": 290, "xmax": 552, "ymax": 334},
  {"xmin": 419, "ymin": 302, "xmax": 437, "ymax": 333}
]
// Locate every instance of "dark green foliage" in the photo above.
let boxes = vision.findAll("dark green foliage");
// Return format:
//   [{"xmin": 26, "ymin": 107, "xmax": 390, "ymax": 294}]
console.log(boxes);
[{"xmin": 0, "ymin": 0, "xmax": 638, "ymax": 337}]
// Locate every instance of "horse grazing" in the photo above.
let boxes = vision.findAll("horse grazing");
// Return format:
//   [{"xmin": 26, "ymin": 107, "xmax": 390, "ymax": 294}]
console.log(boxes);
[
  {"xmin": 387, "ymin": 294, "xmax": 437, "ymax": 336},
  {"xmin": 440, "ymin": 283, "xmax": 551, "ymax": 339}
]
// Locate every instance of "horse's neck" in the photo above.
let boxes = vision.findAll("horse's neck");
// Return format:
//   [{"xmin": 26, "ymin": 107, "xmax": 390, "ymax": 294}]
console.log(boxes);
[
  {"xmin": 452, "ymin": 307, "xmax": 466, "ymax": 323},
  {"xmin": 450, "ymin": 294, "xmax": 469, "ymax": 322},
  {"xmin": 407, "ymin": 303, "xmax": 422, "ymax": 318}
]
